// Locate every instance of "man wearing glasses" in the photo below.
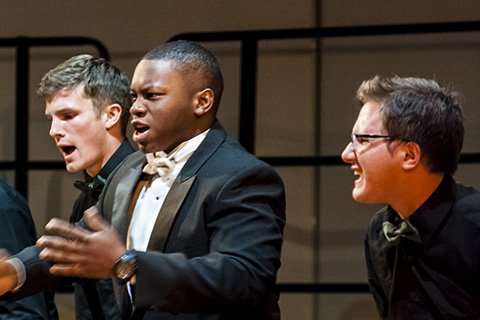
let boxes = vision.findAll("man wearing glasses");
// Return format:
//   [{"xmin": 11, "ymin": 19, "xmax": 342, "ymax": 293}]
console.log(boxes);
[{"xmin": 342, "ymin": 75, "xmax": 480, "ymax": 319}]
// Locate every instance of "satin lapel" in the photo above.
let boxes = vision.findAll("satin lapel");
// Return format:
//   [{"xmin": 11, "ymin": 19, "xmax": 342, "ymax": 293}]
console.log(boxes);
[
  {"xmin": 147, "ymin": 175, "xmax": 196, "ymax": 251},
  {"xmin": 111, "ymin": 161, "xmax": 145, "ymax": 242},
  {"xmin": 145, "ymin": 121, "xmax": 226, "ymax": 251}
]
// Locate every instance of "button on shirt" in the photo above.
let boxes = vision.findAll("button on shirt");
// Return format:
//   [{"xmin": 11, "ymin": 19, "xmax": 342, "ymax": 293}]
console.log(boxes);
[{"xmin": 128, "ymin": 132, "xmax": 207, "ymax": 252}]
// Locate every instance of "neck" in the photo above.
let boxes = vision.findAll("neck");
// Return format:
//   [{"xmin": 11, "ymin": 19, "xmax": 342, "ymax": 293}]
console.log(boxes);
[
  {"xmin": 391, "ymin": 171, "xmax": 444, "ymax": 219},
  {"xmin": 85, "ymin": 136, "xmax": 123, "ymax": 177}
]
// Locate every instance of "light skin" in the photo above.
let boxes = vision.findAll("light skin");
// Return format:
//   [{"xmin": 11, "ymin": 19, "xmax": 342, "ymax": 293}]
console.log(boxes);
[
  {"xmin": 0, "ymin": 84, "xmax": 128, "ymax": 294},
  {"xmin": 35, "ymin": 59, "xmax": 217, "ymax": 279},
  {"xmin": 0, "ymin": 250, "xmax": 16, "ymax": 294},
  {"xmin": 45, "ymin": 85, "xmax": 123, "ymax": 177},
  {"xmin": 341, "ymin": 101, "xmax": 443, "ymax": 219}
]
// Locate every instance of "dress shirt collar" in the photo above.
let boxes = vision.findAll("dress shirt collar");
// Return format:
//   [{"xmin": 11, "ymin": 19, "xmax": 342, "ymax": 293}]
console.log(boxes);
[
  {"xmin": 152, "ymin": 129, "xmax": 209, "ymax": 165},
  {"xmin": 408, "ymin": 174, "xmax": 455, "ymax": 249},
  {"xmin": 97, "ymin": 139, "xmax": 135, "ymax": 181}
]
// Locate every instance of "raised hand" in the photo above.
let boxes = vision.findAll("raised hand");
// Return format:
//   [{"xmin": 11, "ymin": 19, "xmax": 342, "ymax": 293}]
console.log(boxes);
[{"xmin": 37, "ymin": 207, "xmax": 126, "ymax": 279}]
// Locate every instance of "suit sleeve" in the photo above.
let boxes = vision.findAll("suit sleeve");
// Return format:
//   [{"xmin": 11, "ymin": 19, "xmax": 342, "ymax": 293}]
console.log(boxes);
[
  {"xmin": 133, "ymin": 163, "xmax": 286, "ymax": 316},
  {"xmin": 0, "ymin": 185, "xmax": 59, "ymax": 319}
]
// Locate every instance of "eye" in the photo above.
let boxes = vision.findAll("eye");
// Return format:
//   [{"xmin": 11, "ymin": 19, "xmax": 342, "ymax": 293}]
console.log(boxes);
[
  {"xmin": 130, "ymin": 92, "xmax": 137, "ymax": 102},
  {"xmin": 144, "ymin": 91, "xmax": 164, "ymax": 100},
  {"xmin": 62, "ymin": 113, "xmax": 75, "ymax": 120},
  {"xmin": 356, "ymin": 137, "xmax": 369, "ymax": 145}
]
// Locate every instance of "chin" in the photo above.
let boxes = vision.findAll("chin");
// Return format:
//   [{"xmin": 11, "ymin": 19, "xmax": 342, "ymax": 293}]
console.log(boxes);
[
  {"xmin": 135, "ymin": 141, "xmax": 149, "ymax": 152},
  {"xmin": 352, "ymin": 189, "xmax": 369, "ymax": 203},
  {"xmin": 138, "ymin": 142, "xmax": 164, "ymax": 154},
  {"xmin": 65, "ymin": 165, "xmax": 81, "ymax": 173}
]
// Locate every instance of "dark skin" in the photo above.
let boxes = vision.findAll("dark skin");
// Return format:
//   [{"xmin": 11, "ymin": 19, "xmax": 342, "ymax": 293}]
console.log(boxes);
[
  {"xmin": 0, "ymin": 58, "xmax": 218, "ymax": 291},
  {"xmin": 35, "ymin": 59, "xmax": 216, "ymax": 279},
  {"xmin": 37, "ymin": 207, "xmax": 125, "ymax": 278}
]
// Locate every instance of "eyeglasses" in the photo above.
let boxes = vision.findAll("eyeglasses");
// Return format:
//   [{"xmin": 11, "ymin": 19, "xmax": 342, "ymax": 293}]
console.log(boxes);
[{"xmin": 350, "ymin": 133, "xmax": 398, "ymax": 152}]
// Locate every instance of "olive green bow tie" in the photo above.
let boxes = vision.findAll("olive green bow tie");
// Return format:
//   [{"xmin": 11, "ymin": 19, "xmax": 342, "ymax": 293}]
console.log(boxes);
[{"xmin": 382, "ymin": 219, "xmax": 421, "ymax": 245}]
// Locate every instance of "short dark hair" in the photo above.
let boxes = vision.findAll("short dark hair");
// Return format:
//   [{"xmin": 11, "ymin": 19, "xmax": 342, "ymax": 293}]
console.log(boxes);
[
  {"xmin": 143, "ymin": 40, "xmax": 224, "ymax": 113},
  {"xmin": 37, "ymin": 54, "xmax": 132, "ymax": 136},
  {"xmin": 357, "ymin": 75, "xmax": 464, "ymax": 175}
]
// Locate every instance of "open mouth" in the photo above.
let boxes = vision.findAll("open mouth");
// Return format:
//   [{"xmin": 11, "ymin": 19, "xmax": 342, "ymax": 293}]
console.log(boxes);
[
  {"xmin": 132, "ymin": 122, "xmax": 150, "ymax": 140},
  {"xmin": 135, "ymin": 125, "xmax": 149, "ymax": 134},
  {"xmin": 353, "ymin": 170, "xmax": 362, "ymax": 181},
  {"xmin": 60, "ymin": 146, "xmax": 76, "ymax": 156}
]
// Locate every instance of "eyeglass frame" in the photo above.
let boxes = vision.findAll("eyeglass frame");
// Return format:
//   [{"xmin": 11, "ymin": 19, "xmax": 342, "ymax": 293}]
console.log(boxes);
[{"xmin": 350, "ymin": 133, "xmax": 406, "ymax": 152}]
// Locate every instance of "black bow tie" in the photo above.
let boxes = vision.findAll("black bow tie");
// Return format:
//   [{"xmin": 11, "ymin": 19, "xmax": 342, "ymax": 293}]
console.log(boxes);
[{"xmin": 73, "ymin": 176, "xmax": 105, "ymax": 195}]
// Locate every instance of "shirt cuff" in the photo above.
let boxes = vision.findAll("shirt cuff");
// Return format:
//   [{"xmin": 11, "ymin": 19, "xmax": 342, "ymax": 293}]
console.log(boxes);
[{"xmin": 6, "ymin": 257, "xmax": 26, "ymax": 292}]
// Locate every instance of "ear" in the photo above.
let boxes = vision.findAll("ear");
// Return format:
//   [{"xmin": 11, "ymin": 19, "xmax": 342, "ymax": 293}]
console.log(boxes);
[
  {"xmin": 194, "ymin": 89, "xmax": 214, "ymax": 117},
  {"xmin": 103, "ymin": 104, "xmax": 122, "ymax": 130},
  {"xmin": 401, "ymin": 141, "xmax": 422, "ymax": 171}
]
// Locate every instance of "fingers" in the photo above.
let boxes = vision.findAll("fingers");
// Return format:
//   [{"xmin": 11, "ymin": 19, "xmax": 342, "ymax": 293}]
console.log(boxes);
[
  {"xmin": 37, "ymin": 236, "xmax": 83, "ymax": 263},
  {"xmin": 83, "ymin": 207, "xmax": 108, "ymax": 232},
  {"xmin": 48, "ymin": 263, "xmax": 83, "ymax": 277},
  {"xmin": 44, "ymin": 218, "xmax": 90, "ymax": 241}
]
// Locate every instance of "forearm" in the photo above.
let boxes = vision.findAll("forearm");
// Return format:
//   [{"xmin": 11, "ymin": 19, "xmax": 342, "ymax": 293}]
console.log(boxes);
[{"xmin": 2, "ymin": 246, "xmax": 71, "ymax": 301}]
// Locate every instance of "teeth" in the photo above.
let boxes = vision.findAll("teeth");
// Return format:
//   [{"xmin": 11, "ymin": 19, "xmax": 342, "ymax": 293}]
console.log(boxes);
[{"xmin": 135, "ymin": 125, "xmax": 148, "ymax": 133}]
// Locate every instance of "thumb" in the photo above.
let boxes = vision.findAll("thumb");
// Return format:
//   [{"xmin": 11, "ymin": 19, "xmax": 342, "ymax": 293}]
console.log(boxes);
[{"xmin": 83, "ymin": 207, "xmax": 109, "ymax": 232}]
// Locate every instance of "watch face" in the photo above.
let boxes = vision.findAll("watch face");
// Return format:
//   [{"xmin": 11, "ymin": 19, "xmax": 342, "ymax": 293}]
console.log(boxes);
[
  {"xmin": 117, "ymin": 262, "xmax": 134, "ymax": 279},
  {"xmin": 114, "ymin": 252, "xmax": 137, "ymax": 281}
]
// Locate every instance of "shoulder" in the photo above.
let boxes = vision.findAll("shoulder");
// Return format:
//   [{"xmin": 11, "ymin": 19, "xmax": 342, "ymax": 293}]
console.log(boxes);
[
  {"xmin": 205, "ymin": 138, "xmax": 283, "ymax": 189},
  {"xmin": 451, "ymin": 182, "xmax": 480, "ymax": 225},
  {"xmin": 102, "ymin": 151, "xmax": 145, "ymax": 190},
  {"xmin": 452, "ymin": 182, "xmax": 480, "ymax": 213},
  {"xmin": 114, "ymin": 151, "xmax": 145, "ymax": 174},
  {"xmin": 0, "ymin": 180, "xmax": 29, "ymax": 213}
]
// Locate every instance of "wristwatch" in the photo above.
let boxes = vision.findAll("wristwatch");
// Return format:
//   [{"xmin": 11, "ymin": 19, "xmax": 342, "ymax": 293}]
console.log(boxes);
[{"xmin": 113, "ymin": 250, "xmax": 137, "ymax": 283}]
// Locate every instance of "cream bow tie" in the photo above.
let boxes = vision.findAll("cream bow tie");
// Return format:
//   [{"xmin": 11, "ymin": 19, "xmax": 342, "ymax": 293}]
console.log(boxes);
[{"xmin": 142, "ymin": 152, "xmax": 176, "ymax": 179}]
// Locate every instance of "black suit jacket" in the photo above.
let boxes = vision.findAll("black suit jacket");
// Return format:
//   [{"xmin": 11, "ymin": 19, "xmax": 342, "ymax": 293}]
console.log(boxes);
[
  {"xmin": 12, "ymin": 121, "xmax": 286, "ymax": 320},
  {"xmin": 0, "ymin": 179, "xmax": 57, "ymax": 320}
]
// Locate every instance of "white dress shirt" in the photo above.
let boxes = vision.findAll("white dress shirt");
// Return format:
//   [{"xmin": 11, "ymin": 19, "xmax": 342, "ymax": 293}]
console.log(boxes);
[{"xmin": 127, "ymin": 131, "xmax": 207, "ymax": 252}]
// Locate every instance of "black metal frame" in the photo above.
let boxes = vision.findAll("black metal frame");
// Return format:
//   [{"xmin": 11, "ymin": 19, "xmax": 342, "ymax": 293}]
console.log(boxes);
[
  {"xmin": 3, "ymin": 22, "xmax": 480, "ymax": 296},
  {"xmin": 170, "ymin": 21, "xmax": 480, "ymax": 295},
  {"xmin": 0, "ymin": 36, "xmax": 110, "ymax": 198}
]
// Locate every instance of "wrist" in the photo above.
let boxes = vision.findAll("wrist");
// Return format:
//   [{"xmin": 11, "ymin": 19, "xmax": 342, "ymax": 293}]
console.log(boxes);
[
  {"xmin": 112, "ymin": 250, "xmax": 137, "ymax": 284},
  {"xmin": 5, "ymin": 258, "xmax": 25, "ymax": 292}
]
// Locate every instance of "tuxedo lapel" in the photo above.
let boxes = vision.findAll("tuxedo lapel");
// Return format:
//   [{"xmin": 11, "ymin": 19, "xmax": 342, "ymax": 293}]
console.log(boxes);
[
  {"xmin": 147, "ymin": 176, "xmax": 196, "ymax": 251},
  {"xmin": 146, "ymin": 121, "xmax": 227, "ymax": 252},
  {"xmin": 110, "ymin": 156, "xmax": 145, "ymax": 242}
]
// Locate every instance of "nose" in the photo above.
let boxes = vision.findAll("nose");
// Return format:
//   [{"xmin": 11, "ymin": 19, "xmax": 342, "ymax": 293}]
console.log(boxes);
[
  {"xmin": 49, "ymin": 118, "xmax": 63, "ymax": 138},
  {"xmin": 130, "ymin": 99, "xmax": 146, "ymax": 117},
  {"xmin": 341, "ymin": 142, "xmax": 355, "ymax": 164}
]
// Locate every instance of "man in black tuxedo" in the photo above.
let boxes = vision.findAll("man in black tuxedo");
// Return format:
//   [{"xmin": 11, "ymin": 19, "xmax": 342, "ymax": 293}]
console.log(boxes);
[
  {"xmin": 341, "ymin": 76, "xmax": 480, "ymax": 319},
  {"xmin": 1, "ymin": 40, "xmax": 286, "ymax": 320}
]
